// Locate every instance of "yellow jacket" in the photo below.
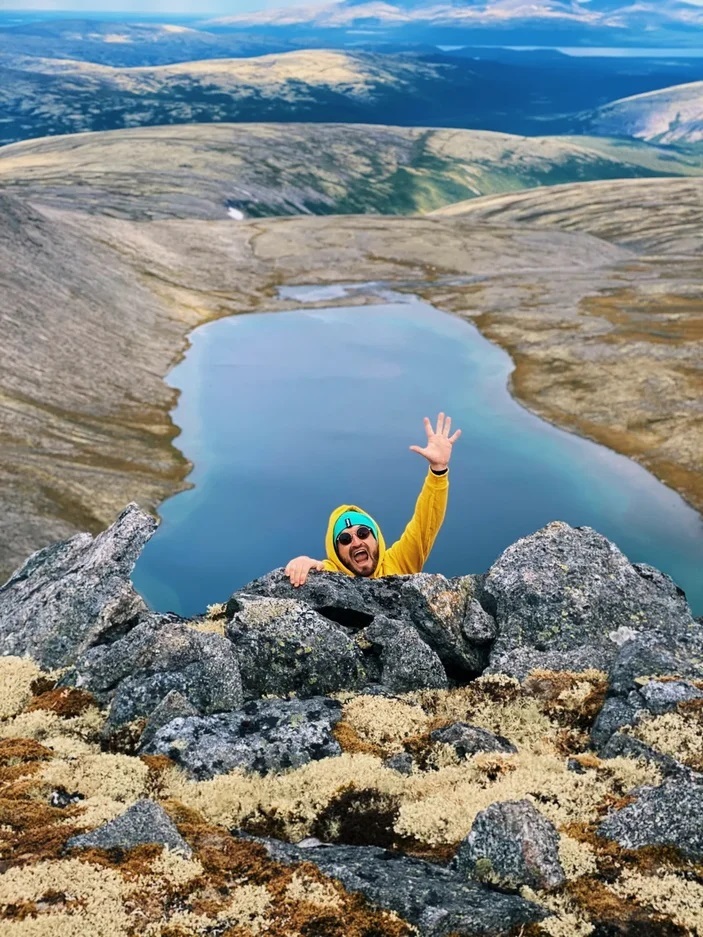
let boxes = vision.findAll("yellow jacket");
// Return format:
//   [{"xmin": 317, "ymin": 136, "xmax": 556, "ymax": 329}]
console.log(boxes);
[{"xmin": 321, "ymin": 468, "xmax": 449, "ymax": 577}]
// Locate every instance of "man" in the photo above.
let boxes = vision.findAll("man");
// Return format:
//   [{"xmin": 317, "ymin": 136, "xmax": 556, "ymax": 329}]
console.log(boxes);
[{"xmin": 285, "ymin": 412, "xmax": 461, "ymax": 587}]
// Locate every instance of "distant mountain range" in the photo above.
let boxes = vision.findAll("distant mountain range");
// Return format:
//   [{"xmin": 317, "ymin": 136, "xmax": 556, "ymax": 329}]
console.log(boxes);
[
  {"xmin": 2, "ymin": 46, "xmax": 703, "ymax": 148},
  {"xmin": 207, "ymin": 0, "xmax": 703, "ymax": 47},
  {"xmin": 587, "ymin": 81, "xmax": 703, "ymax": 143},
  {"xmin": 0, "ymin": 19, "xmax": 294, "ymax": 67}
]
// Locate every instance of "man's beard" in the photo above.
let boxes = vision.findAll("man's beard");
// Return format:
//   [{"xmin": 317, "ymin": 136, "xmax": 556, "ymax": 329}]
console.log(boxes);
[{"xmin": 346, "ymin": 543, "xmax": 378, "ymax": 576}]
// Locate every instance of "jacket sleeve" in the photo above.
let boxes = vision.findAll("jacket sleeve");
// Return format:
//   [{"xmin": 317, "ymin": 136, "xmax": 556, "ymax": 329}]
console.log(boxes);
[{"xmin": 383, "ymin": 468, "xmax": 449, "ymax": 575}]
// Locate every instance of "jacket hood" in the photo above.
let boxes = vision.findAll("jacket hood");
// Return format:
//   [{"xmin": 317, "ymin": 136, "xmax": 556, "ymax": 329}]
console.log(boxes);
[{"xmin": 324, "ymin": 503, "xmax": 386, "ymax": 577}]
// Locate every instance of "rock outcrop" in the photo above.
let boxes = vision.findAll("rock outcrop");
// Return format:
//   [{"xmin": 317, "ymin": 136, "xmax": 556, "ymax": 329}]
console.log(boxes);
[
  {"xmin": 454, "ymin": 800, "xmax": 565, "ymax": 891},
  {"xmin": 0, "ymin": 504, "xmax": 155, "ymax": 668},
  {"xmin": 2, "ymin": 504, "xmax": 702, "ymax": 936}
]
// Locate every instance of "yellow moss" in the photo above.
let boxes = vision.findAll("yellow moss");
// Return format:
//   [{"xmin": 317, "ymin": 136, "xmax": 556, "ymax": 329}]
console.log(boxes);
[
  {"xmin": 165, "ymin": 753, "xmax": 403, "ymax": 842},
  {"xmin": 0, "ymin": 707, "xmax": 105, "ymax": 745},
  {"xmin": 395, "ymin": 749, "xmax": 657, "ymax": 846},
  {"xmin": 284, "ymin": 870, "xmax": 342, "ymax": 909},
  {"xmin": 0, "ymin": 858, "xmax": 130, "ymax": 934},
  {"xmin": 0, "ymin": 658, "xmax": 43, "ymax": 719},
  {"xmin": 45, "ymin": 736, "xmax": 101, "ymax": 759},
  {"xmin": 188, "ymin": 602, "xmax": 227, "ymax": 635},
  {"xmin": 62, "ymin": 796, "xmax": 139, "ymax": 831},
  {"xmin": 612, "ymin": 869, "xmax": 703, "ymax": 933},
  {"xmin": 558, "ymin": 835, "xmax": 599, "ymax": 879},
  {"xmin": 143, "ymin": 911, "xmax": 211, "ymax": 936},
  {"xmin": 40, "ymin": 753, "xmax": 150, "ymax": 802},
  {"xmin": 339, "ymin": 696, "xmax": 429, "ymax": 756},
  {"xmin": 521, "ymin": 887, "xmax": 595, "ymax": 937},
  {"xmin": 138, "ymin": 849, "xmax": 204, "ymax": 888},
  {"xmin": 216, "ymin": 883, "xmax": 272, "ymax": 932},
  {"xmin": 630, "ymin": 710, "xmax": 703, "ymax": 769}
]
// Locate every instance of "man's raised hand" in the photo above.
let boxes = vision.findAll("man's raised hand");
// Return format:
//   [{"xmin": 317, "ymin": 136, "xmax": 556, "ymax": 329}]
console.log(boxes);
[{"xmin": 409, "ymin": 412, "xmax": 462, "ymax": 471}]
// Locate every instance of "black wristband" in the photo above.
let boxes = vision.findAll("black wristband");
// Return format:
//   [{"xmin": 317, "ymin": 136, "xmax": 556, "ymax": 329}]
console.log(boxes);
[{"xmin": 431, "ymin": 467, "xmax": 448, "ymax": 476}]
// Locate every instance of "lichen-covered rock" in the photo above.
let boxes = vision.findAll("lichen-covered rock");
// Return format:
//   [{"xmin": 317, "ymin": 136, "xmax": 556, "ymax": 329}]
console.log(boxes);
[
  {"xmin": 67, "ymin": 615, "xmax": 243, "ymax": 727},
  {"xmin": 599, "ymin": 732, "xmax": 692, "ymax": 777},
  {"xmin": 607, "ymin": 633, "xmax": 703, "ymax": 698},
  {"xmin": 431, "ymin": 723, "xmax": 517, "ymax": 758},
  {"xmin": 231, "ymin": 569, "xmax": 495, "ymax": 678},
  {"xmin": 591, "ymin": 632, "xmax": 703, "ymax": 754},
  {"xmin": 255, "ymin": 836, "xmax": 548, "ymax": 935},
  {"xmin": 484, "ymin": 522, "xmax": 696, "ymax": 678},
  {"xmin": 359, "ymin": 615, "xmax": 448, "ymax": 692},
  {"xmin": 0, "ymin": 504, "xmax": 155, "ymax": 668},
  {"xmin": 226, "ymin": 595, "xmax": 366, "ymax": 699},
  {"xmin": 597, "ymin": 779, "xmax": 703, "ymax": 859},
  {"xmin": 228, "ymin": 568, "xmax": 400, "ymax": 626},
  {"xmin": 454, "ymin": 800, "xmax": 565, "ymax": 891},
  {"xmin": 66, "ymin": 799, "xmax": 191, "ymax": 855},
  {"xmin": 399, "ymin": 574, "xmax": 496, "ymax": 676},
  {"xmin": 143, "ymin": 696, "xmax": 343, "ymax": 779},
  {"xmin": 138, "ymin": 689, "xmax": 199, "ymax": 751},
  {"xmin": 638, "ymin": 678, "xmax": 703, "ymax": 715},
  {"xmin": 591, "ymin": 694, "xmax": 647, "ymax": 749}
]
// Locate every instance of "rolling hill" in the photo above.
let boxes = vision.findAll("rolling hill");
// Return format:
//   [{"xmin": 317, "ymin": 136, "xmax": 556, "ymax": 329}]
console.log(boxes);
[
  {"xmin": 2, "ymin": 47, "xmax": 703, "ymax": 148},
  {"xmin": 0, "ymin": 123, "xmax": 701, "ymax": 573},
  {"xmin": 1, "ymin": 122, "xmax": 702, "ymax": 221},
  {"xmin": 586, "ymin": 81, "xmax": 703, "ymax": 144}
]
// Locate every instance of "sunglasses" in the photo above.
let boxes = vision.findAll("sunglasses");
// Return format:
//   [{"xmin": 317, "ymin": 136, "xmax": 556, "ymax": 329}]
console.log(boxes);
[{"xmin": 336, "ymin": 525, "xmax": 375, "ymax": 547}]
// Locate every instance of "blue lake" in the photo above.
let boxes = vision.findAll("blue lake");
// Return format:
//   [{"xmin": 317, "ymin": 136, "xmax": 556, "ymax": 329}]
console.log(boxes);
[{"xmin": 132, "ymin": 291, "xmax": 703, "ymax": 617}]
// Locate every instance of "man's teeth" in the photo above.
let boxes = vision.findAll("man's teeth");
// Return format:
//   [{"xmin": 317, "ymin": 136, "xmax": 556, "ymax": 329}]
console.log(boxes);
[{"xmin": 354, "ymin": 550, "xmax": 368, "ymax": 560}]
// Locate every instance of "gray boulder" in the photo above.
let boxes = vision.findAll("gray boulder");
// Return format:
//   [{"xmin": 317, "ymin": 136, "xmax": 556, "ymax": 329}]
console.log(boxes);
[
  {"xmin": 138, "ymin": 690, "xmax": 199, "ymax": 751},
  {"xmin": 597, "ymin": 779, "xmax": 703, "ymax": 859},
  {"xmin": 226, "ymin": 595, "xmax": 365, "ymax": 699},
  {"xmin": 591, "ymin": 695, "xmax": 646, "ymax": 750},
  {"xmin": 228, "ymin": 568, "xmax": 400, "ymax": 625},
  {"xmin": 638, "ymin": 679, "xmax": 703, "ymax": 715},
  {"xmin": 232, "ymin": 569, "xmax": 495, "ymax": 679},
  {"xmin": 143, "ymin": 696, "xmax": 342, "ymax": 779},
  {"xmin": 592, "ymin": 633, "xmax": 703, "ymax": 756},
  {"xmin": 399, "ymin": 574, "xmax": 496, "ymax": 675},
  {"xmin": 485, "ymin": 522, "xmax": 696, "ymax": 679},
  {"xmin": 431, "ymin": 723, "xmax": 517, "ymax": 758},
  {"xmin": 255, "ymin": 837, "xmax": 548, "ymax": 936},
  {"xmin": 359, "ymin": 615, "xmax": 448, "ymax": 692},
  {"xmin": 599, "ymin": 733, "xmax": 693, "ymax": 778},
  {"xmin": 66, "ymin": 799, "xmax": 190, "ymax": 855},
  {"xmin": 454, "ymin": 800, "xmax": 565, "ymax": 892},
  {"xmin": 67, "ymin": 615, "xmax": 243, "ymax": 728},
  {"xmin": 607, "ymin": 633, "xmax": 703, "ymax": 698},
  {"xmin": 0, "ymin": 504, "xmax": 155, "ymax": 668}
]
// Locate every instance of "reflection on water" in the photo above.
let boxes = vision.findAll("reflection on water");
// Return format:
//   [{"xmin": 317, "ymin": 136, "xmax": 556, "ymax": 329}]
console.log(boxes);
[{"xmin": 133, "ymin": 292, "xmax": 703, "ymax": 617}]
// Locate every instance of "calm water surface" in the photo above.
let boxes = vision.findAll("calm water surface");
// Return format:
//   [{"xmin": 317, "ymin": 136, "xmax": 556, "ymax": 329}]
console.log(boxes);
[{"xmin": 132, "ymin": 293, "xmax": 703, "ymax": 617}]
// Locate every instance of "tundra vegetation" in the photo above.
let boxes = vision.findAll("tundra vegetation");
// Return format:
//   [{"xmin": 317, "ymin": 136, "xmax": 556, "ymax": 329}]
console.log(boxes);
[{"xmin": 1, "ymin": 510, "xmax": 702, "ymax": 934}]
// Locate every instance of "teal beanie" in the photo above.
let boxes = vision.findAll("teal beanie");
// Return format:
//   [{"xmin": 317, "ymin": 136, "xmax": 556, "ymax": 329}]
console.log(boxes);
[{"xmin": 333, "ymin": 511, "xmax": 378, "ymax": 544}]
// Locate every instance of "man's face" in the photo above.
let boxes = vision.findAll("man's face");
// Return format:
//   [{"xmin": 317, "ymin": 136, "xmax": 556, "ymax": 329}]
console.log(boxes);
[{"xmin": 336, "ymin": 525, "xmax": 379, "ymax": 577}]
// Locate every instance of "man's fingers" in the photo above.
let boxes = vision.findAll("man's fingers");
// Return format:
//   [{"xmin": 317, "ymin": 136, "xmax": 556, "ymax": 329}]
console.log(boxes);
[
  {"xmin": 450, "ymin": 428, "xmax": 462, "ymax": 443},
  {"xmin": 423, "ymin": 416, "xmax": 432, "ymax": 439},
  {"xmin": 443, "ymin": 415, "xmax": 451, "ymax": 436}
]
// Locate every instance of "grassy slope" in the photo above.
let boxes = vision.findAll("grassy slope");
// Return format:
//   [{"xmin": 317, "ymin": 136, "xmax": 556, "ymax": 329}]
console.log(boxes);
[{"xmin": 0, "ymin": 122, "xmax": 702, "ymax": 221}]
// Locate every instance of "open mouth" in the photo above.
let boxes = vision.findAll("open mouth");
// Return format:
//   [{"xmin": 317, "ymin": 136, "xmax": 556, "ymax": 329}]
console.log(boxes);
[{"xmin": 353, "ymin": 549, "xmax": 369, "ymax": 563}]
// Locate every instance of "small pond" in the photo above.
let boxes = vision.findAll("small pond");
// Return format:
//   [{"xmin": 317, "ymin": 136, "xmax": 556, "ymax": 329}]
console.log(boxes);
[{"xmin": 132, "ymin": 287, "xmax": 703, "ymax": 617}]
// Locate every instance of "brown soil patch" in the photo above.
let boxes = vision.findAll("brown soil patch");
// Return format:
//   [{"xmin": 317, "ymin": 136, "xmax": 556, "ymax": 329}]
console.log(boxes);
[{"xmin": 26, "ymin": 687, "xmax": 97, "ymax": 717}]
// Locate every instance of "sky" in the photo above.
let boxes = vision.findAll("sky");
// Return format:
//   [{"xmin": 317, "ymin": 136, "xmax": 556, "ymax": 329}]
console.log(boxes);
[{"xmin": 0, "ymin": 0, "xmax": 324, "ymax": 11}]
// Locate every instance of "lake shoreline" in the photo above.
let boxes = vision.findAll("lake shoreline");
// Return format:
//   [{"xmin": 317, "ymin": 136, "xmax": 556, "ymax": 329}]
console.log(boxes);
[{"xmin": 1, "ymin": 205, "xmax": 701, "ymax": 585}]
